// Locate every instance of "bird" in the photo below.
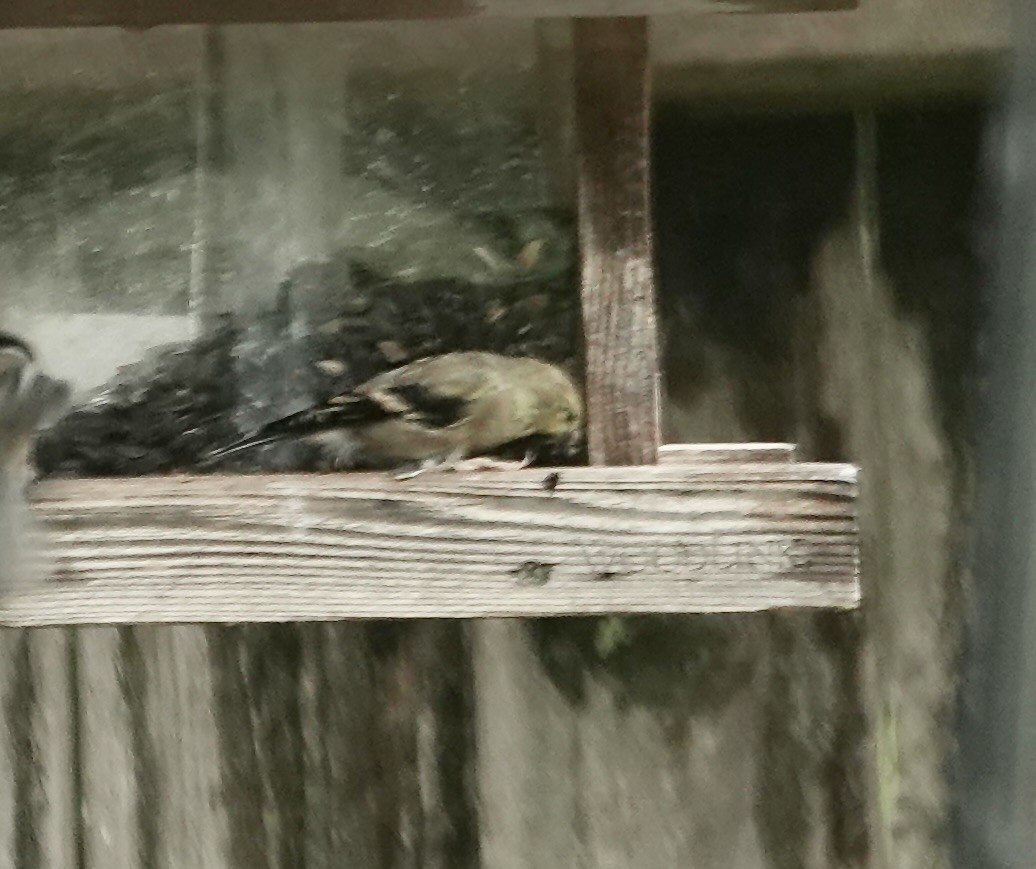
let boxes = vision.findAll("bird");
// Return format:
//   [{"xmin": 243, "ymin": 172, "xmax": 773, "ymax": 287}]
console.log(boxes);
[
  {"xmin": 203, "ymin": 351, "xmax": 584, "ymax": 478},
  {"xmin": 0, "ymin": 330, "xmax": 70, "ymax": 597}
]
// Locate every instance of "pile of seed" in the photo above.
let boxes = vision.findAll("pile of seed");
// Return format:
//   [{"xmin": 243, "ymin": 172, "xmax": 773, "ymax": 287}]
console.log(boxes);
[{"xmin": 36, "ymin": 261, "xmax": 581, "ymax": 478}]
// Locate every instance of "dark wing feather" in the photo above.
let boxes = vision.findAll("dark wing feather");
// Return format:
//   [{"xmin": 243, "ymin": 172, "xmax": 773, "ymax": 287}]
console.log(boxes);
[
  {"xmin": 203, "ymin": 352, "xmax": 480, "ymax": 465},
  {"xmin": 257, "ymin": 393, "xmax": 394, "ymax": 439},
  {"xmin": 381, "ymin": 383, "xmax": 470, "ymax": 429},
  {"xmin": 202, "ymin": 393, "xmax": 394, "ymax": 463}
]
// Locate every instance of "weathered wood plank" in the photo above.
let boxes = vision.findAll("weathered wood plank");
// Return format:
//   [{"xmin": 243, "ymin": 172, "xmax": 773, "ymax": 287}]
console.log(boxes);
[
  {"xmin": 0, "ymin": 0, "xmax": 855, "ymax": 30},
  {"xmin": 0, "ymin": 462, "xmax": 859, "ymax": 626},
  {"xmin": 475, "ymin": 616, "xmax": 773, "ymax": 867},
  {"xmin": 78, "ymin": 628, "xmax": 140, "ymax": 869},
  {"xmin": 78, "ymin": 625, "xmax": 235, "ymax": 868},
  {"xmin": 808, "ymin": 108, "xmax": 982, "ymax": 867},
  {"xmin": 658, "ymin": 442, "xmax": 796, "ymax": 464},
  {"xmin": 0, "ymin": 628, "xmax": 78, "ymax": 868},
  {"xmin": 75, "ymin": 621, "xmax": 473, "ymax": 867},
  {"xmin": 298, "ymin": 624, "xmax": 381, "ymax": 868},
  {"xmin": 574, "ymin": 17, "xmax": 660, "ymax": 465},
  {"xmin": 140, "ymin": 627, "xmax": 231, "ymax": 866},
  {"xmin": 650, "ymin": 111, "xmax": 876, "ymax": 869}
]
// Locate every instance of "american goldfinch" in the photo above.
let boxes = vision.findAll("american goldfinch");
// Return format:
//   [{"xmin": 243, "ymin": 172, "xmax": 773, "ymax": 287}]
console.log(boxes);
[
  {"xmin": 205, "ymin": 351, "xmax": 584, "ymax": 477},
  {"xmin": 0, "ymin": 330, "xmax": 70, "ymax": 596}
]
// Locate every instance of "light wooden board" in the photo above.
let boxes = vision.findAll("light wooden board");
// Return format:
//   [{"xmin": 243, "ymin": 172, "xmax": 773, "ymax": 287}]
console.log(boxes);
[
  {"xmin": 658, "ymin": 442, "xmax": 796, "ymax": 464},
  {"xmin": 0, "ymin": 0, "xmax": 855, "ymax": 30},
  {"xmin": 1, "ymin": 460, "xmax": 859, "ymax": 626}
]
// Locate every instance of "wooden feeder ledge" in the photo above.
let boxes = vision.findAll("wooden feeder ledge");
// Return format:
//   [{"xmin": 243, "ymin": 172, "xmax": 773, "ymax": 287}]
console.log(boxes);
[{"xmin": 0, "ymin": 443, "xmax": 860, "ymax": 627}]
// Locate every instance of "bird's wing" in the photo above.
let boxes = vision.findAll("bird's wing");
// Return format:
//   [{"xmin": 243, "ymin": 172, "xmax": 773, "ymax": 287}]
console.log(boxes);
[
  {"xmin": 265, "ymin": 355, "xmax": 489, "ymax": 440},
  {"xmin": 362, "ymin": 352, "xmax": 500, "ymax": 429},
  {"xmin": 203, "ymin": 393, "xmax": 395, "ymax": 461},
  {"xmin": 203, "ymin": 353, "xmax": 502, "ymax": 464},
  {"xmin": 368, "ymin": 382, "xmax": 471, "ymax": 429},
  {"xmin": 202, "ymin": 380, "xmax": 462, "ymax": 463}
]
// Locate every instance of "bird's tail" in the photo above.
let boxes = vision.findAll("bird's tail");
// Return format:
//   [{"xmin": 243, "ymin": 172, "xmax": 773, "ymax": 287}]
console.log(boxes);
[
  {"xmin": 199, "ymin": 432, "xmax": 288, "ymax": 466},
  {"xmin": 201, "ymin": 395, "xmax": 380, "ymax": 467}
]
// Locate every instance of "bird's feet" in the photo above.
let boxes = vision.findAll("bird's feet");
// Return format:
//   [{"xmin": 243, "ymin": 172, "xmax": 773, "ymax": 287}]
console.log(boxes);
[
  {"xmin": 448, "ymin": 453, "xmax": 534, "ymax": 473},
  {"xmin": 393, "ymin": 451, "xmax": 534, "ymax": 481},
  {"xmin": 393, "ymin": 458, "xmax": 443, "ymax": 481}
]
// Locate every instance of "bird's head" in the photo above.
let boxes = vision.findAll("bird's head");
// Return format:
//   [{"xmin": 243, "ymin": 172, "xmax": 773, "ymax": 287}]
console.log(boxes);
[{"xmin": 529, "ymin": 363, "xmax": 585, "ymax": 460}]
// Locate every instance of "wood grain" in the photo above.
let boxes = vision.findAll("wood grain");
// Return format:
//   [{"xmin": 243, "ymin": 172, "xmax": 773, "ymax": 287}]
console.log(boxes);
[
  {"xmin": 658, "ymin": 443, "xmax": 796, "ymax": 464},
  {"xmin": 575, "ymin": 17, "xmax": 661, "ymax": 466},
  {"xmin": 0, "ymin": 629, "xmax": 77, "ymax": 867},
  {"xmin": 808, "ymin": 111, "xmax": 977, "ymax": 866},
  {"xmin": 0, "ymin": 463, "xmax": 859, "ymax": 626},
  {"xmin": 0, "ymin": 0, "xmax": 856, "ymax": 30}
]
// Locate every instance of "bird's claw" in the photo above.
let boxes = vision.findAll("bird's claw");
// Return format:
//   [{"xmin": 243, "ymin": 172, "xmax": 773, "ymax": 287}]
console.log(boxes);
[
  {"xmin": 393, "ymin": 458, "xmax": 444, "ymax": 481},
  {"xmin": 393, "ymin": 451, "xmax": 534, "ymax": 481},
  {"xmin": 449, "ymin": 453, "xmax": 534, "ymax": 473}
]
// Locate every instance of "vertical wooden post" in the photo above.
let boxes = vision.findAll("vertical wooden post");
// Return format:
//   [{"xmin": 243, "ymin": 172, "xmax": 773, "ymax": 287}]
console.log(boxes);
[{"xmin": 573, "ymin": 17, "xmax": 660, "ymax": 466}]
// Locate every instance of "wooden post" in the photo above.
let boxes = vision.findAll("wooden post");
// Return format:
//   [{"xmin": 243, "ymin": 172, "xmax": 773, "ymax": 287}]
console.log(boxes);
[{"xmin": 574, "ymin": 17, "xmax": 660, "ymax": 466}]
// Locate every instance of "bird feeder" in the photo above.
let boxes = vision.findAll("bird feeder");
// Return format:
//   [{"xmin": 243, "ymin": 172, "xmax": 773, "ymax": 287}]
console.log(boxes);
[{"xmin": 0, "ymin": 3, "xmax": 858, "ymax": 627}]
